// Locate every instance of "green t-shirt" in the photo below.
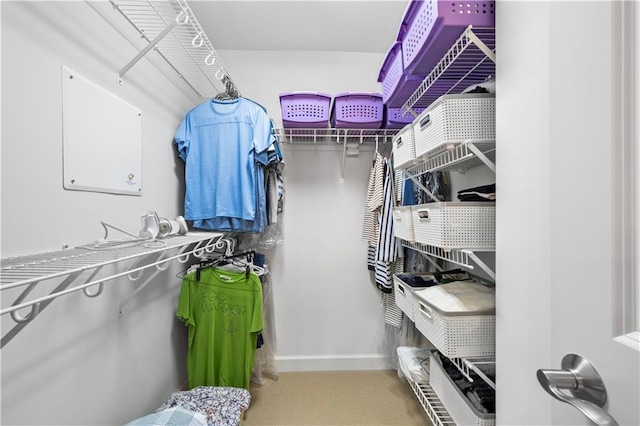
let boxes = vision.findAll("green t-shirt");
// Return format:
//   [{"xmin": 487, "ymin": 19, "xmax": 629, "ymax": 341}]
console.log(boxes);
[{"xmin": 177, "ymin": 267, "xmax": 263, "ymax": 389}]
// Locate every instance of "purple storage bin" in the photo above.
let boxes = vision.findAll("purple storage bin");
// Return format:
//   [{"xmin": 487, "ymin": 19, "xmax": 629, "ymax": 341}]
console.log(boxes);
[
  {"xmin": 384, "ymin": 106, "xmax": 425, "ymax": 129},
  {"xmin": 331, "ymin": 92, "xmax": 384, "ymax": 129},
  {"xmin": 279, "ymin": 91, "xmax": 332, "ymax": 128},
  {"xmin": 402, "ymin": 0, "xmax": 496, "ymax": 76},
  {"xmin": 378, "ymin": 42, "xmax": 426, "ymax": 108}
]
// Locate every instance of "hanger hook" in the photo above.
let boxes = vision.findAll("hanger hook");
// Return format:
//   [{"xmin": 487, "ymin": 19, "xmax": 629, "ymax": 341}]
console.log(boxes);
[
  {"xmin": 11, "ymin": 303, "xmax": 40, "ymax": 324},
  {"xmin": 192, "ymin": 33, "xmax": 204, "ymax": 48},
  {"xmin": 215, "ymin": 68, "xmax": 225, "ymax": 80},
  {"xmin": 176, "ymin": 10, "xmax": 189, "ymax": 25},
  {"xmin": 83, "ymin": 283, "xmax": 104, "ymax": 298},
  {"xmin": 205, "ymin": 53, "xmax": 216, "ymax": 66}
]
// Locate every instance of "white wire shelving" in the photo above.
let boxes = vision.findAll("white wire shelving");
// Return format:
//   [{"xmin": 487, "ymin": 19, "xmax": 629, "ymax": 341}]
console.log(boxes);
[
  {"xmin": 401, "ymin": 140, "xmax": 496, "ymax": 176},
  {"xmin": 107, "ymin": 0, "xmax": 237, "ymax": 98},
  {"xmin": 402, "ymin": 25, "xmax": 496, "ymax": 115},
  {"xmin": 451, "ymin": 356, "xmax": 496, "ymax": 390},
  {"xmin": 273, "ymin": 128, "xmax": 399, "ymax": 145},
  {"xmin": 402, "ymin": 240, "xmax": 495, "ymax": 282},
  {"xmin": 274, "ymin": 127, "xmax": 400, "ymax": 181},
  {"xmin": 408, "ymin": 378, "xmax": 456, "ymax": 426},
  {"xmin": 0, "ymin": 232, "xmax": 227, "ymax": 348}
]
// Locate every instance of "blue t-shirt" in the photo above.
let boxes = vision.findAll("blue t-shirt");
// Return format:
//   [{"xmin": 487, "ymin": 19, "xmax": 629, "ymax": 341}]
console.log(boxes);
[{"xmin": 175, "ymin": 98, "xmax": 272, "ymax": 221}]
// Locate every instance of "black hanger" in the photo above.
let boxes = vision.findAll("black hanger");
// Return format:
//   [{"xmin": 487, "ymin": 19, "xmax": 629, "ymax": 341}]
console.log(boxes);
[{"xmin": 195, "ymin": 250, "xmax": 256, "ymax": 280}]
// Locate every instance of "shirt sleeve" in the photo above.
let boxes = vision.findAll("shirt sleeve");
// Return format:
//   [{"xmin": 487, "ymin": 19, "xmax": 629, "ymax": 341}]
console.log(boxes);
[
  {"xmin": 176, "ymin": 278, "xmax": 194, "ymax": 326},
  {"xmin": 252, "ymin": 108, "xmax": 274, "ymax": 162},
  {"xmin": 174, "ymin": 115, "xmax": 191, "ymax": 162}
]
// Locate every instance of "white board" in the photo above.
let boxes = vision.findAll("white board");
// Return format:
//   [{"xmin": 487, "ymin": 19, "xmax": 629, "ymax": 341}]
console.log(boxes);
[{"xmin": 62, "ymin": 66, "xmax": 142, "ymax": 196}]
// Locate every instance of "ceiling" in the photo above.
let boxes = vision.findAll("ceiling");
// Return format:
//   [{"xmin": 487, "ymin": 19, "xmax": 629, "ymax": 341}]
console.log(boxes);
[{"xmin": 188, "ymin": 1, "xmax": 409, "ymax": 54}]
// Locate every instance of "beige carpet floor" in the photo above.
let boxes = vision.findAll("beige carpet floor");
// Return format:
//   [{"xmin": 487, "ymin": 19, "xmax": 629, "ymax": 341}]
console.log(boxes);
[{"xmin": 242, "ymin": 370, "xmax": 432, "ymax": 426}]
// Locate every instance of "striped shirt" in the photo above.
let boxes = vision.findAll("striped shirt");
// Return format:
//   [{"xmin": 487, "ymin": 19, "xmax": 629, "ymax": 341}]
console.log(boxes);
[{"xmin": 362, "ymin": 153, "xmax": 385, "ymax": 246}]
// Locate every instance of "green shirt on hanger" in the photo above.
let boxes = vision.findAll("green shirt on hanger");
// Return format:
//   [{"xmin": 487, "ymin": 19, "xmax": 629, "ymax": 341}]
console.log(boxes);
[{"xmin": 177, "ymin": 267, "xmax": 263, "ymax": 390}]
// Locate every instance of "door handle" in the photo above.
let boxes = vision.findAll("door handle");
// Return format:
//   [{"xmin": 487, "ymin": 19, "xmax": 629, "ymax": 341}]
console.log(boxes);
[{"xmin": 537, "ymin": 354, "xmax": 618, "ymax": 426}]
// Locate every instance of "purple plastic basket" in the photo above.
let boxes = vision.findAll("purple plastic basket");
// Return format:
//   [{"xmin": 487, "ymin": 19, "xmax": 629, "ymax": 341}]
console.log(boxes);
[
  {"xmin": 331, "ymin": 92, "xmax": 384, "ymax": 129},
  {"xmin": 384, "ymin": 106, "xmax": 425, "ymax": 129},
  {"xmin": 402, "ymin": 0, "xmax": 496, "ymax": 76},
  {"xmin": 279, "ymin": 91, "xmax": 332, "ymax": 128},
  {"xmin": 378, "ymin": 42, "xmax": 426, "ymax": 108}
]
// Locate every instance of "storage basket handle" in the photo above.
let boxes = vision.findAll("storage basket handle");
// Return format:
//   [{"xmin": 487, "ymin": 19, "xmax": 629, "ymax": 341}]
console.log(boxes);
[
  {"xmin": 419, "ymin": 113, "xmax": 431, "ymax": 129},
  {"xmin": 417, "ymin": 209, "xmax": 430, "ymax": 220},
  {"xmin": 397, "ymin": 283, "xmax": 405, "ymax": 295},
  {"xmin": 395, "ymin": 136, "xmax": 404, "ymax": 148},
  {"xmin": 393, "ymin": 210, "xmax": 402, "ymax": 220},
  {"xmin": 419, "ymin": 302, "xmax": 433, "ymax": 319}
]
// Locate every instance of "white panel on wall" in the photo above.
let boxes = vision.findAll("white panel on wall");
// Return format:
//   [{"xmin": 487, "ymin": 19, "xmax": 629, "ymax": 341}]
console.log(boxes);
[{"xmin": 62, "ymin": 66, "xmax": 142, "ymax": 196}]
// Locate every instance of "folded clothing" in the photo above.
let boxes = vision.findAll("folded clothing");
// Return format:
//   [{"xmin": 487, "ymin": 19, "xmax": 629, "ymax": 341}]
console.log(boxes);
[
  {"xmin": 457, "ymin": 183, "xmax": 496, "ymax": 202},
  {"xmin": 394, "ymin": 273, "xmax": 437, "ymax": 288},
  {"xmin": 413, "ymin": 281, "xmax": 495, "ymax": 313}
]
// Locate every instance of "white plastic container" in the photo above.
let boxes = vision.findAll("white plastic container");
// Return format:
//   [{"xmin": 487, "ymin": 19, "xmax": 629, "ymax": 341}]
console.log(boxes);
[
  {"xmin": 392, "ymin": 124, "xmax": 418, "ymax": 169},
  {"xmin": 429, "ymin": 352, "xmax": 496, "ymax": 426},
  {"xmin": 413, "ymin": 93, "xmax": 495, "ymax": 158},
  {"xmin": 392, "ymin": 273, "xmax": 436, "ymax": 321},
  {"xmin": 392, "ymin": 206, "xmax": 415, "ymax": 242},
  {"xmin": 413, "ymin": 282, "xmax": 495, "ymax": 358},
  {"xmin": 412, "ymin": 202, "xmax": 496, "ymax": 250}
]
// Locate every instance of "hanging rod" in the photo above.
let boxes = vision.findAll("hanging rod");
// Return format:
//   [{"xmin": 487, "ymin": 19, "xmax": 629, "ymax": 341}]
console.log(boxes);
[{"xmin": 108, "ymin": 0, "xmax": 239, "ymax": 98}]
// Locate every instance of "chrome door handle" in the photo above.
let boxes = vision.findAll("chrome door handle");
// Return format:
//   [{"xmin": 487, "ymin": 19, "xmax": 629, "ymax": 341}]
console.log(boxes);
[{"xmin": 537, "ymin": 354, "xmax": 618, "ymax": 426}]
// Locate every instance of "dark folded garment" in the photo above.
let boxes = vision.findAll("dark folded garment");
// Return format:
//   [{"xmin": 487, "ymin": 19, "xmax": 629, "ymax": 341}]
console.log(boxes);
[{"xmin": 457, "ymin": 183, "xmax": 496, "ymax": 202}]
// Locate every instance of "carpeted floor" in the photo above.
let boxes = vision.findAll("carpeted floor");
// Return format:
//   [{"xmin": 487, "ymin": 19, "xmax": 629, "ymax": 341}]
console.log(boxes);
[{"xmin": 242, "ymin": 369, "xmax": 432, "ymax": 426}]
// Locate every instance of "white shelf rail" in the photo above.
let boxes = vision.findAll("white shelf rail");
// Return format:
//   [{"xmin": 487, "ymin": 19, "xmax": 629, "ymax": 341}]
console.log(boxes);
[
  {"xmin": 274, "ymin": 127, "xmax": 399, "ymax": 181},
  {"xmin": 273, "ymin": 128, "xmax": 399, "ymax": 145},
  {"xmin": 0, "ymin": 232, "xmax": 226, "ymax": 348},
  {"xmin": 401, "ymin": 240, "xmax": 495, "ymax": 281},
  {"xmin": 452, "ymin": 356, "xmax": 496, "ymax": 390},
  {"xmin": 402, "ymin": 25, "xmax": 496, "ymax": 115},
  {"xmin": 401, "ymin": 140, "xmax": 496, "ymax": 175},
  {"xmin": 108, "ymin": 0, "xmax": 237, "ymax": 98},
  {"xmin": 408, "ymin": 378, "xmax": 456, "ymax": 426}
]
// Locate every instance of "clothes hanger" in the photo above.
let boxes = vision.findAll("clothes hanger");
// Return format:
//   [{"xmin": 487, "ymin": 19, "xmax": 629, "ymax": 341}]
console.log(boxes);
[{"xmin": 214, "ymin": 76, "xmax": 239, "ymax": 101}]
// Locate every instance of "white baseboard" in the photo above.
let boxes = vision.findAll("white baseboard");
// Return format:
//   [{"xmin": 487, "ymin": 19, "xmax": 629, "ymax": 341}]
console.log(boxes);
[{"xmin": 274, "ymin": 354, "xmax": 391, "ymax": 372}]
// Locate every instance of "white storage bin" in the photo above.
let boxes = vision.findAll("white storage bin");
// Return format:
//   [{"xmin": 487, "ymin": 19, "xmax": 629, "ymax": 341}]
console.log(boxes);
[
  {"xmin": 392, "ymin": 124, "xmax": 417, "ymax": 169},
  {"xmin": 393, "ymin": 273, "xmax": 436, "ymax": 321},
  {"xmin": 429, "ymin": 352, "xmax": 496, "ymax": 426},
  {"xmin": 413, "ymin": 94, "xmax": 495, "ymax": 158},
  {"xmin": 392, "ymin": 206, "xmax": 415, "ymax": 242},
  {"xmin": 412, "ymin": 202, "xmax": 495, "ymax": 250},
  {"xmin": 413, "ymin": 282, "xmax": 495, "ymax": 358}
]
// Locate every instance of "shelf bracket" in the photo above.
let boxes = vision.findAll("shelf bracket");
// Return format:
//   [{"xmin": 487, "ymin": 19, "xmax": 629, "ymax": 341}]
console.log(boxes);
[
  {"xmin": 117, "ymin": 14, "xmax": 182, "ymax": 84},
  {"xmin": 465, "ymin": 141, "xmax": 496, "ymax": 172},
  {"xmin": 461, "ymin": 249, "xmax": 496, "ymax": 281},
  {"xmin": 466, "ymin": 27, "xmax": 496, "ymax": 64},
  {"xmin": 407, "ymin": 175, "xmax": 441, "ymax": 203}
]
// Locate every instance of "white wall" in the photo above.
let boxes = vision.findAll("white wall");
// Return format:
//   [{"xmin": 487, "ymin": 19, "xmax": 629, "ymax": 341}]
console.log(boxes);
[
  {"xmin": 1, "ymin": 2, "xmax": 201, "ymax": 424},
  {"xmin": 215, "ymin": 49, "xmax": 394, "ymax": 370},
  {"xmin": 496, "ymin": 2, "xmax": 552, "ymax": 425},
  {"xmin": 1, "ymin": 3, "xmax": 398, "ymax": 424}
]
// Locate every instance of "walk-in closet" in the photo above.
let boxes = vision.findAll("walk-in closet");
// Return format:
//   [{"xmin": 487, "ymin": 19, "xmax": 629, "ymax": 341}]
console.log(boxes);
[{"xmin": 2, "ymin": 1, "xmax": 639, "ymax": 425}]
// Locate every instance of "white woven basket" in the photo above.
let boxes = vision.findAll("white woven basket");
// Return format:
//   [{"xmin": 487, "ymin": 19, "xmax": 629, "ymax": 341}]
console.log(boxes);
[
  {"xmin": 392, "ymin": 206, "xmax": 415, "ymax": 242},
  {"xmin": 429, "ymin": 353, "xmax": 496, "ymax": 426},
  {"xmin": 413, "ymin": 292, "xmax": 495, "ymax": 358},
  {"xmin": 413, "ymin": 94, "xmax": 495, "ymax": 158},
  {"xmin": 412, "ymin": 202, "xmax": 495, "ymax": 250},
  {"xmin": 392, "ymin": 123, "xmax": 417, "ymax": 169}
]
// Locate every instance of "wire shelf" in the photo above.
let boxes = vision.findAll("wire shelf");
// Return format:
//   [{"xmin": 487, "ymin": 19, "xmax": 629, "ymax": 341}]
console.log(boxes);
[
  {"xmin": 452, "ymin": 356, "xmax": 496, "ymax": 390},
  {"xmin": 274, "ymin": 128, "xmax": 399, "ymax": 145},
  {"xmin": 402, "ymin": 140, "xmax": 496, "ymax": 174},
  {"xmin": 403, "ymin": 26, "xmax": 496, "ymax": 113},
  {"xmin": 0, "ymin": 232, "xmax": 224, "ymax": 319},
  {"xmin": 408, "ymin": 378, "xmax": 456, "ymax": 426},
  {"xmin": 110, "ymin": 0, "xmax": 236, "ymax": 98}
]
